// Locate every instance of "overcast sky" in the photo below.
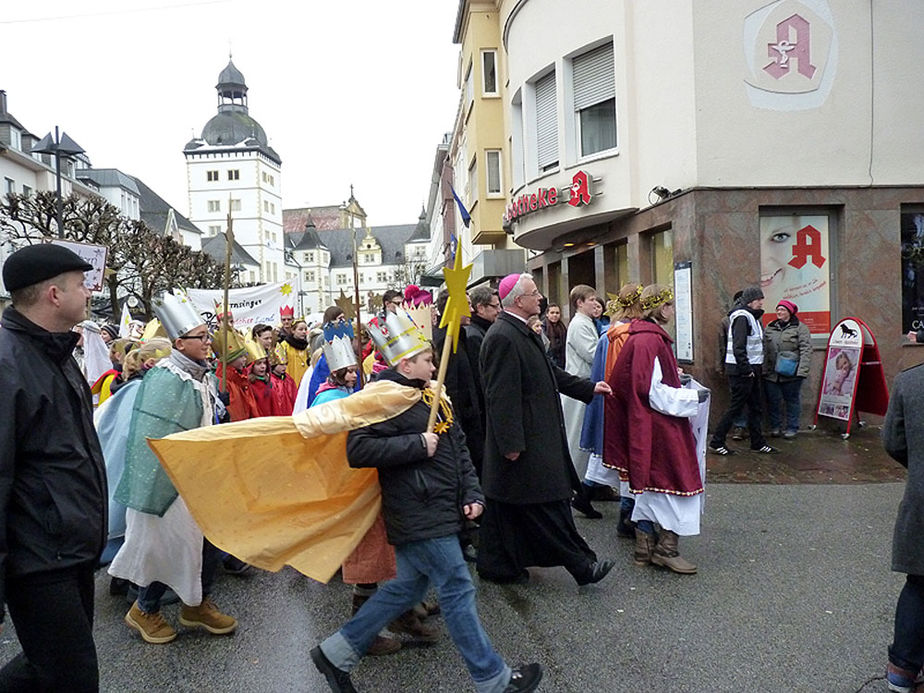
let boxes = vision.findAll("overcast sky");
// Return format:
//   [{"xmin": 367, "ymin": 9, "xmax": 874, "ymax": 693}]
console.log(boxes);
[{"xmin": 0, "ymin": 0, "xmax": 461, "ymax": 226}]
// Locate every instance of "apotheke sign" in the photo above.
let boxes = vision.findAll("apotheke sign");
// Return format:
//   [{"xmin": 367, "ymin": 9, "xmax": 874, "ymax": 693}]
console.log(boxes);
[{"xmin": 503, "ymin": 170, "xmax": 594, "ymax": 226}]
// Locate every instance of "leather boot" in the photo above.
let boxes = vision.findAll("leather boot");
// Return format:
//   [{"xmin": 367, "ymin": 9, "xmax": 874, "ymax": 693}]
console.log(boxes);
[
  {"xmin": 633, "ymin": 528, "xmax": 654, "ymax": 566},
  {"xmin": 616, "ymin": 507, "xmax": 635, "ymax": 539},
  {"xmin": 389, "ymin": 610, "xmax": 440, "ymax": 643},
  {"xmin": 651, "ymin": 529, "xmax": 697, "ymax": 574},
  {"xmin": 351, "ymin": 593, "xmax": 402, "ymax": 656}
]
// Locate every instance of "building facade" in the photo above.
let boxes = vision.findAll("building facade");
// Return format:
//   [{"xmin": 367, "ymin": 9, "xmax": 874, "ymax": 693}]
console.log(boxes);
[
  {"xmin": 185, "ymin": 60, "xmax": 284, "ymax": 285},
  {"xmin": 491, "ymin": 0, "xmax": 924, "ymax": 424}
]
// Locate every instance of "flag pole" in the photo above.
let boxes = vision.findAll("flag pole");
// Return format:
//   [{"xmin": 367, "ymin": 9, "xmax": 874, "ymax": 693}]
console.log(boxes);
[
  {"xmin": 351, "ymin": 225, "xmax": 365, "ymax": 388},
  {"xmin": 220, "ymin": 200, "xmax": 234, "ymax": 394}
]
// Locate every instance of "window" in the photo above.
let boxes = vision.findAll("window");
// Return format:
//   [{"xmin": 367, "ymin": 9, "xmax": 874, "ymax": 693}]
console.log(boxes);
[
  {"xmin": 534, "ymin": 71, "xmax": 558, "ymax": 171},
  {"xmin": 228, "ymin": 169, "xmax": 240, "ymax": 181},
  {"xmin": 262, "ymin": 171, "xmax": 275, "ymax": 186},
  {"xmin": 573, "ymin": 42, "xmax": 616, "ymax": 156},
  {"xmin": 307, "ymin": 251, "xmax": 315, "ymax": 263},
  {"xmin": 337, "ymin": 273, "xmax": 347, "ymax": 285},
  {"xmin": 230, "ymin": 199, "xmax": 241, "ymax": 212},
  {"xmin": 482, "ymin": 50, "xmax": 497, "ymax": 96},
  {"xmin": 305, "ymin": 271, "xmax": 315, "ymax": 282},
  {"xmin": 4, "ymin": 178, "xmax": 14, "ymax": 194},
  {"xmin": 207, "ymin": 170, "xmax": 219, "ymax": 182},
  {"xmin": 22, "ymin": 185, "xmax": 31, "ymax": 197},
  {"xmin": 207, "ymin": 200, "xmax": 221, "ymax": 213},
  {"xmin": 511, "ymin": 90, "xmax": 525, "ymax": 190},
  {"xmin": 377, "ymin": 272, "xmax": 387, "ymax": 282},
  {"xmin": 264, "ymin": 201, "xmax": 270, "ymax": 213},
  {"xmin": 364, "ymin": 253, "xmax": 375, "ymax": 263},
  {"xmin": 208, "ymin": 225, "xmax": 221, "ymax": 236},
  {"xmin": 486, "ymin": 150, "xmax": 502, "ymax": 195},
  {"xmin": 249, "ymin": 271, "xmax": 255, "ymax": 284}
]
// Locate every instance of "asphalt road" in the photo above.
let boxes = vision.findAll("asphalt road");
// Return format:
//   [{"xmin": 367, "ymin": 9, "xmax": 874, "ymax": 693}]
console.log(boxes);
[{"xmin": 0, "ymin": 482, "xmax": 907, "ymax": 692}]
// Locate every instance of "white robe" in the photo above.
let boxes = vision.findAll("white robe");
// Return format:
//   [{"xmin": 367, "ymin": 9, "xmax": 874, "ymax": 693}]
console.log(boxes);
[
  {"xmin": 629, "ymin": 358, "xmax": 710, "ymax": 536},
  {"xmin": 560, "ymin": 312, "xmax": 597, "ymax": 478}
]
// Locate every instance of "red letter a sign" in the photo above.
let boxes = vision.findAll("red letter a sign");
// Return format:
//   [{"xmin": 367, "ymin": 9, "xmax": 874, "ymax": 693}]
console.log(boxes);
[{"xmin": 789, "ymin": 224, "xmax": 826, "ymax": 269}]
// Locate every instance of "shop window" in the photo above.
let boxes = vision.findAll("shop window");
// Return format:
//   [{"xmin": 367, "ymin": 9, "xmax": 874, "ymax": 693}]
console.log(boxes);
[{"xmin": 573, "ymin": 41, "xmax": 616, "ymax": 157}]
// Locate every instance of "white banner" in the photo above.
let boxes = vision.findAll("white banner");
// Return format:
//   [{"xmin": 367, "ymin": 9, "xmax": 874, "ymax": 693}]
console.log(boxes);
[{"xmin": 186, "ymin": 282, "xmax": 297, "ymax": 331}]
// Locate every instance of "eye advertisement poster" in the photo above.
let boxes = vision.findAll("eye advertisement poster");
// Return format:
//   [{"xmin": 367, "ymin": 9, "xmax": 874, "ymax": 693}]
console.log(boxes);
[{"xmin": 759, "ymin": 214, "xmax": 830, "ymax": 337}]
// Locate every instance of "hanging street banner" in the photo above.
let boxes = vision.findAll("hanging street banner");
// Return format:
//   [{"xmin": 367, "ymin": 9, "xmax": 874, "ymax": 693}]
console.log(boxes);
[{"xmin": 187, "ymin": 282, "xmax": 295, "ymax": 330}]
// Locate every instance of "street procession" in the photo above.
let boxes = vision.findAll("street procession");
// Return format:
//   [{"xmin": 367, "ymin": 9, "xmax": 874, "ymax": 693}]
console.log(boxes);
[{"xmin": 3, "ymin": 1, "xmax": 924, "ymax": 692}]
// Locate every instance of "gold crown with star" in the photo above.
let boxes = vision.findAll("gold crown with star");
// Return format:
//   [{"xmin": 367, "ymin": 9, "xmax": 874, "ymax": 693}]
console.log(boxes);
[{"xmin": 368, "ymin": 309, "xmax": 431, "ymax": 366}]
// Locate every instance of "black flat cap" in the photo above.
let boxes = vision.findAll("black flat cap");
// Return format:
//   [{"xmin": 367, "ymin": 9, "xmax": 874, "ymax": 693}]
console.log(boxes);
[{"xmin": 3, "ymin": 243, "xmax": 93, "ymax": 292}]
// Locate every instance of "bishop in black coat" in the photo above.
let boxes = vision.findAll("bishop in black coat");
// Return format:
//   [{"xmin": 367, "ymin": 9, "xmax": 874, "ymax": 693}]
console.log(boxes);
[{"xmin": 477, "ymin": 302, "xmax": 610, "ymax": 585}]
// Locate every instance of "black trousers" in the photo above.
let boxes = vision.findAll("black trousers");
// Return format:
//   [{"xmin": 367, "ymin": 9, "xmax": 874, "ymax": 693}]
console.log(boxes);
[
  {"xmin": 0, "ymin": 563, "xmax": 98, "ymax": 692},
  {"xmin": 710, "ymin": 373, "xmax": 767, "ymax": 449}
]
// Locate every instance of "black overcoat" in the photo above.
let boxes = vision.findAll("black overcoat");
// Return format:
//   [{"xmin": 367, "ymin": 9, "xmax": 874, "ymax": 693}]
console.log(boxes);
[{"xmin": 480, "ymin": 312, "xmax": 594, "ymax": 504}]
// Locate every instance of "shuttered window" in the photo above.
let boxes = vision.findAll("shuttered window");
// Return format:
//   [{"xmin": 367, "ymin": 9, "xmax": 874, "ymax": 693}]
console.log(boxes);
[
  {"xmin": 573, "ymin": 42, "xmax": 616, "ymax": 156},
  {"xmin": 535, "ymin": 71, "xmax": 558, "ymax": 170}
]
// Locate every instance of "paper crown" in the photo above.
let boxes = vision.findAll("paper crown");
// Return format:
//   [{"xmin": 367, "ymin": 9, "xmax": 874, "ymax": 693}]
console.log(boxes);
[
  {"xmin": 321, "ymin": 319, "xmax": 357, "ymax": 372},
  {"xmin": 244, "ymin": 335, "xmax": 267, "ymax": 363},
  {"xmin": 212, "ymin": 327, "xmax": 249, "ymax": 363},
  {"xmin": 153, "ymin": 290, "xmax": 205, "ymax": 341},
  {"xmin": 403, "ymin": 303, "xmax": 433, "ymax": 342},
  {"xmin": 368, "ymin": 309, "xmax": 430, "ymax": 366},
  {"xmin": 279, "ymin": 305, "xmax": 295, "ymax": 319},
  {"xmin": 213, "ymin": 300, "xmax": 233, "ymax": 321},
  {"xmin": 141, "ymin": 318, "xmax": 168, "ymax": 342}
]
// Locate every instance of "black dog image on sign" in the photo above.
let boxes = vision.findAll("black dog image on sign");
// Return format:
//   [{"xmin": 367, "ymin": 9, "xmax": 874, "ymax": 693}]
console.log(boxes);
[{"xmin": 839, "ymin": 324, "xmax": 859, "ymax": 339}]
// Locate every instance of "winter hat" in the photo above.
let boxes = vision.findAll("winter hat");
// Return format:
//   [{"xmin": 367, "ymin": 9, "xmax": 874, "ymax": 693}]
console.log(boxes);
[
  {"xmin": 498, "ymin": 273, "xmax": 521, "ymax": 302},
  {"xmin": 740, "ymin": 286, "xmax": 764, "ymax": 305},
  {"xmin": 776, "ymin": 299, "xmax": 798, "ymax": 315},
  {"xmin": 3, "ymin": 243, "xmax": 92, "ymax": 292}
]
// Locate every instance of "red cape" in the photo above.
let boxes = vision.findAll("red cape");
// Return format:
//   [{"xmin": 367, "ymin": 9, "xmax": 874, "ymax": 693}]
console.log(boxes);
[{"xmin": 603, "ymin": 320, "xmax": 703, "ymax": 496}]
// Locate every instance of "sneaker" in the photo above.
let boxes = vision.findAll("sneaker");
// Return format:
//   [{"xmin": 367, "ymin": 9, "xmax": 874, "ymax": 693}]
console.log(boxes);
[
  {"xmin": 310, "ymin": 646, "xmax": 357, "ymax": 693},
  {"xmin": 179, "ymin": 598, "xmax": 237, "ymax": 635},
  {"xmin": 783, "ymin": 430, "xmax": 798, "ymax": 439},
  {"xmin": 752, "ymin": 445, "xmax": 779, "ymax": 454},
  {"xmin": 887, "ymin": 662, "xmax": 920, "ymax": 692},
  {"xmin": 504, "ymin": 663, "xmax": 544, "ymax": 692},
  {"xmin": 708, "ymin": 445, "xmax": 735, "ymax": 456},
  {"xmin": 124, "ymin": 601, "xmax": 177, "ymax": 644},
  {"xmin": 769, "ymin": 429, "xmax": 781, "ymax": 438}
]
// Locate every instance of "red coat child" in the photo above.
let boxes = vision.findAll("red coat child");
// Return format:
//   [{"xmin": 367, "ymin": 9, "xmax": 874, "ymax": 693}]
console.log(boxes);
[{"xmin": 270, "ymin": 365, "xmax": 297, "ymax": 416}]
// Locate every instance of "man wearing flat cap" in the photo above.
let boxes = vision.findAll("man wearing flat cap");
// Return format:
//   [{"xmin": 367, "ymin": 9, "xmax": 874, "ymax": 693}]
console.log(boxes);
[{"xmin": 0, "ymin": 243, "xmax": 107, "ymax": 691}]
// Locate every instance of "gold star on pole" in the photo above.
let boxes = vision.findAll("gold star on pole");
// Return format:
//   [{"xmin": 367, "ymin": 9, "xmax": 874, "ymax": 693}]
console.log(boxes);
[
  {"xmin": 335, "ymin": 289, "xmax": 356, "ymax": 320},
  {"xmin": 438, "ymin": 246, "xmax": 472, "ymax": 353}
]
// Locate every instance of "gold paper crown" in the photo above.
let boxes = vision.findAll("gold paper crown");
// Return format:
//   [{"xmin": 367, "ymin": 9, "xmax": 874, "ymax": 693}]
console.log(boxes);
[
  {"xmin": 403, "ymin": 303, "xmax": 433, "ymax": 342},
  {"xmin": 368, "ymin": 309, "xmax": 430, "ymax": 366},
  {"xmin": 212, "ymin": 328, "xmax": 249, "ymax": 362},
  {"xmin": 141, "ymin": 318, "xmax": 168, "ymax": 342},
  {"xmin": 640, "ymin": 287, "xmax": 674, "ymax": 311},
  {"xmin": 244, "ymin": 335, "xmax": 267, "ymax": 363}
]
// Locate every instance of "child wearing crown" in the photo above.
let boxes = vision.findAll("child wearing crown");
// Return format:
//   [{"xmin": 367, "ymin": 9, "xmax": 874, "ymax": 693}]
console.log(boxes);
[{"xmin": 311, "ymin": 309, "xmax": 543, "ymax": 693}]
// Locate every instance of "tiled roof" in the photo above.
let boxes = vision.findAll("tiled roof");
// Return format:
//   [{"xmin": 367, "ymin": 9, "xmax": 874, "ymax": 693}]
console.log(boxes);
[
  {"xmin": 130, "ymin": 175, "xmax": 201, "ymax": 236},
  {"xmin": 283, "ymin": 206, "xmax": 343, "ymax": 233},
  {"xmin": 201, "ymin": 231, "xmax": 259, "ymax": 267}
]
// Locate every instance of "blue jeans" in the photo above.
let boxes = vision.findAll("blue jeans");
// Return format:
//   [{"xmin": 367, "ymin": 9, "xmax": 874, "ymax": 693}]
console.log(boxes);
[
  {"xmin": 890, "ymin": 574, "xmax": 924, "ymax": 672},
  {"xmin": 764, "ymin": 378, "xmax": 803, "ymax": 433},
  {"xmin": 320, "ymin": 535, "xmax": 511, "ymax": 693}
]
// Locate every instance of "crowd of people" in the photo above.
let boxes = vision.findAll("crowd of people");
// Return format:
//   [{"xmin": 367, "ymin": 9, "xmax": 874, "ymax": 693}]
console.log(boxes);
[{"xmin": 0, "ymin": 243, "xmax": 919, "ymax": 692}]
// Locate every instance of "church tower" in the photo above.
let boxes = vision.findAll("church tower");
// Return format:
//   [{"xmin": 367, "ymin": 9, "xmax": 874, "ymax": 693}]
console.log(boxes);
[{"xmin": 184, "ymin": 59, "xmax": 284, "ymax": 285}]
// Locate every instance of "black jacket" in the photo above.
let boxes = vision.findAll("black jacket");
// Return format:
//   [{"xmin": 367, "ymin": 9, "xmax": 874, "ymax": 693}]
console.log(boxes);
[
  {"xmin": 0, "ymin": 307, "xmax": 107, "ymax": 620},
  {"xmin": 480, "ymin": 312, "xmax": 595, "ymax": 504},
  {"xmin": 346, "ymin": 369, "xmax": 483, "ymax": 546}
]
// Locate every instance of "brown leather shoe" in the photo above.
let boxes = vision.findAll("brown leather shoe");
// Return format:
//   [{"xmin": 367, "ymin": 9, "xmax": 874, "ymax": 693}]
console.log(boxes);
[
  {"xmin": 125, "ymin": 601, "xmax": 177, "ymax": 644},
  {"xmin": 389, "ymin": 610, "xmax": 440, "ymax": 643},
  {"xmin": 367, "ymin": 634, "xmax": 402, "ymax": 656}
]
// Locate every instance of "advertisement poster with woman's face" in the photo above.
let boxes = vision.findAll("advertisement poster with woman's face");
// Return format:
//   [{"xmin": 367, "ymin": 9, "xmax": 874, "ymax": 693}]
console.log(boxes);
[
  {"xmin": 760, "ymin": 215, "xmax": 830, "ymax": 337},
  {"xmin": 817, "ymin": 318, "xmax": 864, "ymax": 422}
]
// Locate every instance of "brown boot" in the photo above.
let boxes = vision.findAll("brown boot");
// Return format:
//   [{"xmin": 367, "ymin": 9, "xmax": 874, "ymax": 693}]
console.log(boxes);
[
  {"xmin": 633, "ymin": 528, "xmax": 655, "ymax": 566},
  {"xmin": 179, "ymin": 598, "xmax": 238, "ymax": 634},
  {"xmin": 389, "ymin": 610, "xmax": 440, "ymax": 643},
  {"xmin": 651, "ymin": 530, "xmax": 697, "ymax": 574},
  {"xmin": 367, "ymin": 634, "xmax": 402, "ymax": 656}
]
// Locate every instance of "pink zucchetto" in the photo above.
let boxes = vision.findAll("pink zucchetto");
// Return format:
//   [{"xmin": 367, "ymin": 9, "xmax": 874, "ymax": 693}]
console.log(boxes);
[{"xmin": 498, "ymin": 273, "xmax": 521, "ymax": 302}]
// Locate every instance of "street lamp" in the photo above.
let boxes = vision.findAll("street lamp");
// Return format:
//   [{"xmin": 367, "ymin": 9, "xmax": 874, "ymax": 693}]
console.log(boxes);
[{"xmin": 31, "ymin": 126, "xmax": 85, "ymax": 238}]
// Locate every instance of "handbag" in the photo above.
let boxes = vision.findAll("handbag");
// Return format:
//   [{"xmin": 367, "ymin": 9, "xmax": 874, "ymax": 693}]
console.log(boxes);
[{"xmin": 774, "ymin": 350, "xmax": 799, "ymax": 377}]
